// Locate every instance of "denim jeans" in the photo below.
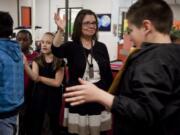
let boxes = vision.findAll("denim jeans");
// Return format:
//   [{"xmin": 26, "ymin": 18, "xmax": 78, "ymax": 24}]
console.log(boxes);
[{"xmin": 0, "ymin": 115, "xmax": 17, "ymax": 135}]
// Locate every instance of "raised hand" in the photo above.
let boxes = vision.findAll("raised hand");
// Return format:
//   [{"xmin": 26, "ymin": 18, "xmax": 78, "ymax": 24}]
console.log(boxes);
[{"xmin": 54, "ymin": 12, "xmax": 66, "ymax": 31}]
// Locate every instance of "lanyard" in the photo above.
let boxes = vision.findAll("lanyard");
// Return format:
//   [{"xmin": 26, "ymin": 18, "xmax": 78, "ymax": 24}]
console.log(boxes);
[
  {"xmin": 84, "ymin": 40, "xmax": 94, "ymax": 67},
  {"xmin": 83, "ymin": 40, "xmax": 94, "ymax": 78}
]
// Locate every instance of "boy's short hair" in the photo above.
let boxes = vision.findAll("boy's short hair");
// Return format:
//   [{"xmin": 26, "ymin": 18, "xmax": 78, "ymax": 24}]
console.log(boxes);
[
  {"xmin": 0, "ymin": 11, "xmax": 13, "ymax": 38},
  {"xmin": 126, "ymin": 0, "xmax": 173, "ymax": 34},
  {"xmin": 17, "ymin": 29, "xmax": 32, "ymax": 41}
]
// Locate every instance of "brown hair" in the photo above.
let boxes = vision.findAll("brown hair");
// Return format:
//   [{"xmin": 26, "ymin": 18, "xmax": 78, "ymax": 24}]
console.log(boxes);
[
  {"xmin": 126, "ymin": 0, "xmax": 173, "ymax": 34},
  {"xmin": 71, "ymin": 9, "xmax": 98, "ymax": 42}
]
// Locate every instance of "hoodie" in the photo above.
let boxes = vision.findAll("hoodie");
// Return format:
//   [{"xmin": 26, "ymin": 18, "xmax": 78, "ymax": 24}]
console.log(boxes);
[{"xmin": 0, "ymin": 38, "xmax": 24, "ymax": 118}]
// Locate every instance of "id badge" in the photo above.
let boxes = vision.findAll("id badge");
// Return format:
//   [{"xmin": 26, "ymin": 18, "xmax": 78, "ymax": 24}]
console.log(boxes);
[{"xmin": 89, "ymin": 64, "xmax": 94, "ymax": 78}]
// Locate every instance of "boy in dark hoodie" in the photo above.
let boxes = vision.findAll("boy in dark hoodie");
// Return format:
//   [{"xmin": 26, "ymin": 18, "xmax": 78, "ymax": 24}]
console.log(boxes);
[{"xmin": 0, "ymin": 11, "xmax": 24, "ymax": 135}]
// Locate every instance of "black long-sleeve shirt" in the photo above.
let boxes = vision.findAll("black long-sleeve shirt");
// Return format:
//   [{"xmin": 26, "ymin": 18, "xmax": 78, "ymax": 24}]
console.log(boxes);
[
  {"xmin": 52, "ymin": 40, "xmax": 113, "ymax": 115},
  {"xmin": 111, "ymin": 43, "xmax": 180, "ymax": 135}
]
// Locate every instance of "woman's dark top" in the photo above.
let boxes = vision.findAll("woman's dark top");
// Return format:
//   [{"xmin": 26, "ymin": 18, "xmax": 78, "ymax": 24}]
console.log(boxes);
[
  {"xmin": 52, "ymin": 41, "xmax": 113, "ymax": 115},
  {"xmin": 111, "ymin": 43, "xmax": 180, "ymax": 135}
]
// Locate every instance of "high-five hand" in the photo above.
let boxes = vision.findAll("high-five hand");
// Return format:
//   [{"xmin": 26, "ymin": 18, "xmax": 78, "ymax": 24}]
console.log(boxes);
[
  {"xmin": 64, "ymin": 78, "xmax": 101, "ymax": 106},
  {"xmin": 54, "ymin": 12, "xmax": 66, "ymax": 31}
]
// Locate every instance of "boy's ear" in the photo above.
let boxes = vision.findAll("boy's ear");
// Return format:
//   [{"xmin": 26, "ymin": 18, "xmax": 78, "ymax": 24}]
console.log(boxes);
[{"xmin": 142, "ymin": 20, "xmax": 152, "ymax": 34}]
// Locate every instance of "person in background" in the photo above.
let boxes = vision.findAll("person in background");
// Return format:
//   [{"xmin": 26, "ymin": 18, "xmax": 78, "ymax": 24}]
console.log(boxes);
[
  {"xmin": 16, "ymin": 29, "xmax": 39, "ymax": 135},
  {"xmin": 170, "ymin": 32, "xmax": 180, "ymax": 44},
  {"xmin": 16, "ymin": 30, "xmax": 39, "ymax": 65},
  {"xmin": 24, "ymin": 32, "xmax": 64, "ymax": 135},
  {"xmin": 63, "ymin": 0, "xmax": 180, "ymax": 135},
  {"xmin": 0, "ymin": 11, "xmax": 24, "ymax": 135},
  {"xmin": 52, "ymin": 9, "xmax": 113, "ymax": 135}
]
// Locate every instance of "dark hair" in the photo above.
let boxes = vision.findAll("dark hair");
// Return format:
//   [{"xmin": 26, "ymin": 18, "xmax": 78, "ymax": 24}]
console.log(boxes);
[
  {"xmin": 71, "ymin": 9, "xmax": 98, "ymax": 42},
  {"xmin": 126, "ymin": 0, "xmax": 173, "ymax": 34},
  {"xmin": 0, "ymin": 11, "xmax": 13, "ymax": 38},
  {"xmin": 16, "ymin": 29, "xmax": 32, "ymax": 41},
  {"xmin": 35, "ymin": 32, "xmax": 63, "ymax": 71}
]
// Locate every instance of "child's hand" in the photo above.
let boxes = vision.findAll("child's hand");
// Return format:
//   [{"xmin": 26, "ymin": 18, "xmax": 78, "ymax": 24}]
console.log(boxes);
[
  {"xmin": 64, "ymin": 78, "xmax": 101, "ymax": 106},
  {"xmin": 23, "ymin": 53, "xmax": 28, "ymax": 65}
]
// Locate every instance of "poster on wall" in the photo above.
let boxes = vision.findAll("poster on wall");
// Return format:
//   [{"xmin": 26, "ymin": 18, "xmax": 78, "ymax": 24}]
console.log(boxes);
[
  {"xmin": 97, "ymin": 14, "xmax": 111, "ymax": 31},
  {"xmin": 21, "ymin": 7, "xmax": 31, "ymax": 27}
]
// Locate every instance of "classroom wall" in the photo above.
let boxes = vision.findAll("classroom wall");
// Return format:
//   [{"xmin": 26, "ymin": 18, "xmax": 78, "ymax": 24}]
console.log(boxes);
[
  {"xmin": 35, "ymin": 0, "xmax": 50, "ymax": 40},
  {"xmin": 18, "ymin": 0, "xmax": 119, "ymax": 60},
  {"xmin": 1, "ymin": 0, "xmax": 180, "ymax": 60},
  {"xmin": 171, "ymin": 5, "xmax": 180, "ymax": 20},
  {"xmin": 0, "ymin": 0, "xmax": 18, "ymax": 28}
]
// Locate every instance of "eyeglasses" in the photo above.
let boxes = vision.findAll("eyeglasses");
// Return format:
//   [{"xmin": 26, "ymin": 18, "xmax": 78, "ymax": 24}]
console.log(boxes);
[{"xmin": 82, "ymin": 21, "xmax": 97, "ymax": 27}]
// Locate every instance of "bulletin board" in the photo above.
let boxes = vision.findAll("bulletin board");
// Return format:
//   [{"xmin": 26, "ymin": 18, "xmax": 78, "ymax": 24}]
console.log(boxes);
[{"xmin": 21, "ymin": 7, "xmax": 31, "ymax": 27}]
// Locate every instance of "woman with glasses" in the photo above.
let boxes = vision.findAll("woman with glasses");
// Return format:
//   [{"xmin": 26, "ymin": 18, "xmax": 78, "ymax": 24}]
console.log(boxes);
[{"xmin": 52, "ymin": 9, "xmax": 113, "ymax": 135}]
